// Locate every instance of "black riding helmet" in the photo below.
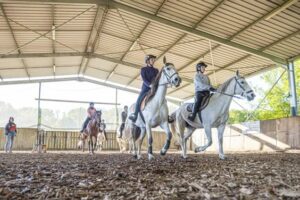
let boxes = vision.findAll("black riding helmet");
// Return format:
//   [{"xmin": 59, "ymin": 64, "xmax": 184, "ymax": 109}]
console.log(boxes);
[
  {"xmin": 196, "ymin": 62, "xmax": 207, "ymax": 71},
  {"xmin": 145, "ymin": 54, "xmax": 157, "ymax": 63}
]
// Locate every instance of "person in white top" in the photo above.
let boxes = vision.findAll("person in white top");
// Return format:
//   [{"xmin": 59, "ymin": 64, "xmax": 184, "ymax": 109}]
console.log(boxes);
[{"xmin": 188, "ymin": 62, "xmax": 216, "ymax": 121}]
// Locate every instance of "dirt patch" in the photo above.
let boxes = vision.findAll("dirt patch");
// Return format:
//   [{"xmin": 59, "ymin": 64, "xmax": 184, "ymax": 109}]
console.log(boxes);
[{"xmin": 0, "ymin": 152, "xmax": 299, "ymax": 199}]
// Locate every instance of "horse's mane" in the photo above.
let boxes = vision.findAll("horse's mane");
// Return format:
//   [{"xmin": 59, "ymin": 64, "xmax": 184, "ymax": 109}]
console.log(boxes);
[
  {"xmin": 217, "ymin": 77, "xmax": 235, "ymax": 93},
  {"xmin": 144, "ymin": 68, "xmax": 164, "ymax": 104}
]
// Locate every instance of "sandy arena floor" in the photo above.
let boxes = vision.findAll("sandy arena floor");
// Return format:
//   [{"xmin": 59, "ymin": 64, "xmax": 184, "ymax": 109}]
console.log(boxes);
[{"xmin": 0, "ymin": 152, "xmax": 299, "ymax": 199}]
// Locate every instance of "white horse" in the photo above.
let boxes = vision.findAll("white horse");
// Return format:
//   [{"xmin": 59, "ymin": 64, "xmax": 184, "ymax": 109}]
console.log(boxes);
[
  {"xmin": 170, "ymin": 71, "xmax": 255, "ymax": 159},
  {"xmin": 129, "ymin": 57, "xmax": 181, "ymax": 160},
  {"xmin": 96, "ymin": 123, "xmax": 107, "ymax": 151},
  {"xmin": 117, "ymin": 120, "xmax": 140, "ymax": 153}
]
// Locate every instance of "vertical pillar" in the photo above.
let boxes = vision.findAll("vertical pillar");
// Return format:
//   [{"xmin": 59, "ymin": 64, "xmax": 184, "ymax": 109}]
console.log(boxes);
[
  {"xmin": 115, "ymin": 88, "xmax": 119, "ymax": 130},
  {"xmin": 37, "ymin": 82, "xmax": 42, "ymax": 129},
  {"xmin": 287, "ymin": 61, "xmax": 298, "ymax": 116},
  {"xmin": 37, "ymin": 82, "xmax": 42, "ymax": 153}
]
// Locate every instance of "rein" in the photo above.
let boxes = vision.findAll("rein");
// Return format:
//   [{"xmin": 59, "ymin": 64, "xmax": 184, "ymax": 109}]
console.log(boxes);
[
  {"xmin": 214, "ymin": 77, "xmax": 252, "ymax": 99},
  {"xmin": 212, "ymin": 90, "xmax": 243, "ymax": 99}
]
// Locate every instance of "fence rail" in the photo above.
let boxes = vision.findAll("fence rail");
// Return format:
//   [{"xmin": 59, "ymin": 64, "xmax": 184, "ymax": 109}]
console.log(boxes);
[
  {"xmin": 44, "ymin": 131, "xmax": 119, "ymax": 150},
  {"xmin": 1, "ymin": 117, "xmax": 299, "ymax": 151}
]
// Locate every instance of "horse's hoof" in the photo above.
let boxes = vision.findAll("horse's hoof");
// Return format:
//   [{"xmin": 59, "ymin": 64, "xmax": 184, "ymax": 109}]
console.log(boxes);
[
  {"xmin": 219, "ymin": 155, "xmax": 226, "ymax": 160},
  {"xmin": 148, "ymin": 154, "xmax": 155, "ymax": 161},
  {"xmin": 194, "ymin": 147, "xmax": 203, "ymax": 153},
  {"xmin": 160, "ymin": 149, "xmax": 166, "ymax": 156},
  {"xmin": 181, "ymin": 155, "xmax": 188, "ymax": 159},
  {"xmin": 133, "ymin": 154, "xmax": 138, "ymax": 159}
]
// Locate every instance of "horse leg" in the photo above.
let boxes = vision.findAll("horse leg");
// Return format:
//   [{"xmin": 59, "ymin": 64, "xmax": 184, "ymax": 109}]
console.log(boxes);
[
  {"xmin": 129, "ymin": 140, "xmax": 133, "ymax": 154},
  {"xmin": 82, "ymin": 139, "xmax": 85, "ymax": 152},
  {"xmin": 136, "ymin": 128, "xmax": 146, "ymax": 159},
  {"xmin": 159, "ymin": 121, "xmax": 172, "ymax": 156},
  {"xmin": 93, "ymin": 135, "xmax": 97, "ymax": 154},
  {"xmin": 146, "ymin": 124, "xmax": 154, "ymax": 161},
  {"xmin": 88, "ymin": 136, "xmax": 92, "ymax": 154},
  {"xmin": 132, "ymin": 139, "xmax": 137, "ymax": 158},
  {"xmin": 175, "ymin": 119, "xmax": 186, "ymax": 158},
  {"xmin": 194, "ymin": 126, "xmax": 213, "ymax": 153},
  {"xmin": 217, "ymin": 124, "xmax": 226, "ymax": 160},
  {"xmin": 182, "ymin": 127, "xmax": 196, "ymax": 158},
  {"xmin": 132, "ymin": 127, "xmax": 139, "ymax": 159}
]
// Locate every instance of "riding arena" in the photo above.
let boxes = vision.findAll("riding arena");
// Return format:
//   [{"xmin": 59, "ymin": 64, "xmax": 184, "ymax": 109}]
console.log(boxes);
[{"xmin": 0, "ymin": 0, "xmax": 299, "ymax": 199}]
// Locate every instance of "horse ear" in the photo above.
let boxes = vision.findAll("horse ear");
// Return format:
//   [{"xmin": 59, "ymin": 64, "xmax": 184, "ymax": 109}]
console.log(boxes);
[
  {"xmin": 163, "ymin": 56, "xmax": 166, "ymax": 64},
  {"xmin": 236, "ymin": 70, "xmax": 240, "ymax": 77}
]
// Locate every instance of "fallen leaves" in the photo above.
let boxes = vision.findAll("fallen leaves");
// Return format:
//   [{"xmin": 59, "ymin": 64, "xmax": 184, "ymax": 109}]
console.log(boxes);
[{"xmin": 0, "ymin": 152, "xmax": 299, "ymax": 199}]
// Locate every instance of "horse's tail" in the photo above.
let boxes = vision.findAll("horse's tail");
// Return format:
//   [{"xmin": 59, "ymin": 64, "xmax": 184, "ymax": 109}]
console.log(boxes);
[
  {"xmin": 168, "ymin": 111, "xmax": 176, "ymax": 124},
  {"xmin": 169, "ymin": 111, "xmax": 177, "ymax": 136}
]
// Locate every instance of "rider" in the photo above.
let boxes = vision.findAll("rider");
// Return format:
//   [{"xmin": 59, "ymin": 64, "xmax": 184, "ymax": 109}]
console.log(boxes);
[
  {"xmin": 188, "ymin": 62, "xmax": 216, "ymax": 121},
  {"xmin": 80, "ymin": 102, "xmax": 97, "ymax": 133},
  {"xmin": 101, "ymin": 119, "xmax": 107, "ymax": 140},
  {"xmin": 118, "ymin": 105, "xmax": 128, "ymax": 138},
  {"xmin": 129, "ymin": 54, "xmax": 159, "ymax": 122}
]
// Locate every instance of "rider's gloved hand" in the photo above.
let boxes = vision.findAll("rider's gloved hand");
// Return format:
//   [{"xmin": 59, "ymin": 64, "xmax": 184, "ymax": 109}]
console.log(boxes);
[{"xmin": 209, "ymin": 87, "xmax": 217, "ymax": 92}]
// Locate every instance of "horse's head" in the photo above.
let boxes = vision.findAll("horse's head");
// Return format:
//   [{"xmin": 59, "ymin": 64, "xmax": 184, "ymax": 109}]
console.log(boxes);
[
  {"xmin": 161, "ymin": 56, "xmax": 181, "ymax": 87},
  {"xmin": 95, "ymin": 110, "xmax": 102, "ymax": 124},
  {"xmin": 234, "ymin": 71, "xmax": 256, "ymax": 101}
]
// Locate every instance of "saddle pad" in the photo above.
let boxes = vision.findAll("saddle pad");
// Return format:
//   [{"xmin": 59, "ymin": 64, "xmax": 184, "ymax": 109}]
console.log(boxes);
[
  {"xmin": 140, "ymin": 96, "xmax": 147, "ymax": 111},
  {"xmin": 186, "ymin": 93, "xmax": 212, "ymax": 112},
  {"xmin": 180, "ymin": 104, "xmax": 203, "ymax": 129}
]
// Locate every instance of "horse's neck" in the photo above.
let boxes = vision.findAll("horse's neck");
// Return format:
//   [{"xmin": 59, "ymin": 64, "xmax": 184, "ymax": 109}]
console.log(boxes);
[
  {"xmin": 151, "ymin": 75, "xmax": 167, "ymax": 107},
  {"xmin": 211, "ymin": 79, "xmax": 235, "ymax": 114},
  {"xmin": 90, "ymin": 118, "xmax": 97, "ymax": 126}
]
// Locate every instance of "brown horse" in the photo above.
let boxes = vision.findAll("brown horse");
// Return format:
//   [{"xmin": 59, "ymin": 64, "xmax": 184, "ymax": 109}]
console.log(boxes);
[{"xmin": 79, "ymin": 110, "xmax": 102, "ymax": 154}]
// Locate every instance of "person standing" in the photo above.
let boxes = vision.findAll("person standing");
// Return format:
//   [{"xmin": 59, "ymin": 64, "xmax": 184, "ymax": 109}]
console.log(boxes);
[
  {"xmin": 118, "ymin": 105, "xmax": 128, "ymax": 138},
  {"xmin": 100, "ymin": 119, "xmax": 107, "ymax": 141},
  {"xmin": 4, "ymin": 117, "xmax": 17, "ymax": 153}
]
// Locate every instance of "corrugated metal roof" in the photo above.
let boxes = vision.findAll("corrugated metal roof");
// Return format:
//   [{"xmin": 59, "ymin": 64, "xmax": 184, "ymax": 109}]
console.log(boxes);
[{"xmin": 0, "ymin": 0, "xmax": 299, "ymax": 101}]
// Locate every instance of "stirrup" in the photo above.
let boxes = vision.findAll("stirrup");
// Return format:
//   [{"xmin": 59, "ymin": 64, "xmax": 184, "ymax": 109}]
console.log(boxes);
[
  {"xmin": 188, "ymin": 114, "xmax": 195, "ymax": 121},
  {"xmin": 129, "ymin": 114, "xmax": 137, "ymax": 122},
  {"xmin": 168, "ymin": 116, "xmax": 174, "ymax": 123}
]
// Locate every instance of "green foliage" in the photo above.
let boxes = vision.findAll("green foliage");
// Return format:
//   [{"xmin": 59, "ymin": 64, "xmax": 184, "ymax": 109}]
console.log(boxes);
[{"xmin": 229, "ymin": 59, "xmax": 300, "ymax": 123}]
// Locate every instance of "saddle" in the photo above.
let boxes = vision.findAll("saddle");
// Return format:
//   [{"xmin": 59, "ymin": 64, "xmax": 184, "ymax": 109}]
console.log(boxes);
[
  {"xmin": 186, "ymin": 93, "xmax": 212, "ymax": 113},
  {"xmin": 140, "ymin": 91, "xmax": 152, "ymax": 111}
]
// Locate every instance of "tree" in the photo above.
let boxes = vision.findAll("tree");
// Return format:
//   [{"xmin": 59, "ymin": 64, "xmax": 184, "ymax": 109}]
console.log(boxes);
[{"xmin": 229, "ymin": 59, "xmax": 300, "ymax": 123}]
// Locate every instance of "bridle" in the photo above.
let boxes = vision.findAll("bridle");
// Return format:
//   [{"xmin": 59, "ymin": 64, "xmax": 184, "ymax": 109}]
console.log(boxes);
[
  {"xmin": 233, "ymin": 77, "xmax": 253, "ymax": 98},
  {"xmin": 161, "ymin": 65, "xmax": 179, "ymax": 86},
  {"xmin": 214, "ymin": 77, "xmax": 253, "ymax": 99}
]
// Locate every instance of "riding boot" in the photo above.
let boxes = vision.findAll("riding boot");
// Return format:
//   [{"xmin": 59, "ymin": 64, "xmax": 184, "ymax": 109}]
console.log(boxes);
[
  {"xmin": 80, "ymin": 117, "xmax": 91, "ymax": 133},
  {"xmin": 129, "ymin": 90, "xmax": 147, "ymax": 122},
  {"xmin": 129, "ymin": 98, "xmax": 141, "ymax": 122},
  {"xmin": 188, "ymin": 91, "xmax": 202, "ymax": 121}
]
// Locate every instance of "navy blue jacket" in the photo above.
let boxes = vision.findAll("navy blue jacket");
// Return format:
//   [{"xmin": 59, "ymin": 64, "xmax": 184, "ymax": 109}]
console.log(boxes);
[{"xmin": 141, "ymin": 65, "xmax": 159, "ymax": 92}]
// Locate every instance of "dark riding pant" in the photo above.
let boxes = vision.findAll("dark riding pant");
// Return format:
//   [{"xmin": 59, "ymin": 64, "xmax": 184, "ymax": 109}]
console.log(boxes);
[
  {"xmin": 80, "ymin": 117, "xmax": 91, "ymax": 133},
  {"xmin": 119, "ymin": 123, "xmax": 125, "ymax": 138},
  {"xmin": 133, "ymin": 89, "xmax": 149, "ymax": 117},
  {"xmin": 190, "ymin": 91, "xmax": 210, "ymax": 121}
]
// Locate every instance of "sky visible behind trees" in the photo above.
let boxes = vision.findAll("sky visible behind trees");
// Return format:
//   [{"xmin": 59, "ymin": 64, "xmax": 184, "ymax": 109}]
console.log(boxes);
[{"xmin": 0, "ymin": 59, "xmax": 299, "ymax": 128}]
